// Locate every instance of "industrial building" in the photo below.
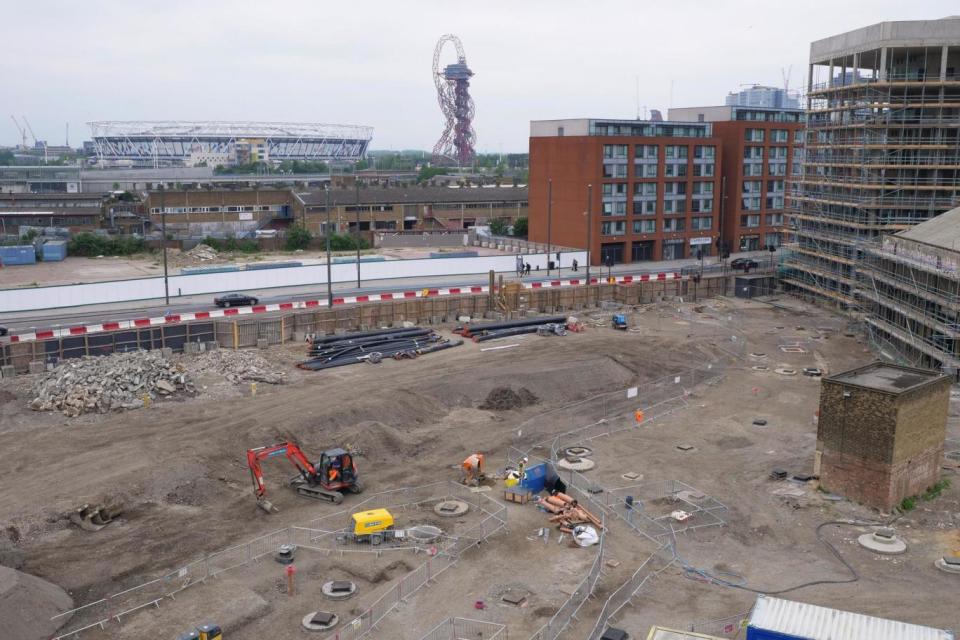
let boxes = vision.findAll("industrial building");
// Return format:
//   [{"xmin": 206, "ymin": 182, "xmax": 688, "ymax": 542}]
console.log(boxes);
[
  {"xmin": 88, "ymin": 121, "xmax": 374, "ymax": 168},
  {"xmin": 859, "ymin": 205, "xmax": 960, "ymax": 372},
  {"xmin": 815, "ymin": 362, "xmax": 950, "ymax": 511},
  {"xmin": 784, "ymin": 17, "xmax": 960, "ymax": 308},
  {"xmin": 724, "ymin": 85, "xmax": 800, "ymax": 109},
  {"xmin": 528, "ymin": 118, "xmax": 723, "ymax": 265},
  {"xmin": 668, "ymin": 105, "xmax": 804, "ymax": 254}
]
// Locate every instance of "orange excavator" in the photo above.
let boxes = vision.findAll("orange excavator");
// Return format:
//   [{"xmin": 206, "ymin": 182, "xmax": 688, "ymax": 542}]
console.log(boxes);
[{"xmin": 247, "ymin": 442, "xmax": 362, "ymax": 512}]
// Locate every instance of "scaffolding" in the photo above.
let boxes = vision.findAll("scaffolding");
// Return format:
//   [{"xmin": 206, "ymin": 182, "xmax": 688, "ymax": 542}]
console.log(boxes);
[{"xmin": 785, "ymin": 35, "xmax": 960, "ymax": 310}]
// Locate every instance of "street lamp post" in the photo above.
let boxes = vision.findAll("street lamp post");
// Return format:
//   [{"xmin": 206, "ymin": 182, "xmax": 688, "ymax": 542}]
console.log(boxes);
[
  {"xmin": 585, "ymin": 183, "xmax": 593, "ymax": 285},
  {"xmin": 355, "ymin": 181, "xmax": 361, "ymax": 288},
  {"xmin": 546, "ymin": 178, "xmax": 553, "ymax": 276},
  {"xmin": 325, "ymin": 187, "xmax": 333, "ymax": 307},
  {"xmin": 160, "ymin": 187, "xmax": 169, "ymax": 305}
]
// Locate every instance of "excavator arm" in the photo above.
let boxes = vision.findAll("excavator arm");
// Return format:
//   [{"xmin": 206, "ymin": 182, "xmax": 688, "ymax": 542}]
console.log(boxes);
[{"xmin": 247, "ymin": 442, "xmax": 319, "ymax": 503}]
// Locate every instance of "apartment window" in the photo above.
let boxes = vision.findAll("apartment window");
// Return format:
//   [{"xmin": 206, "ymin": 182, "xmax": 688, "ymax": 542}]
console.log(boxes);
[
  {"xmin": 691, "ymin": 198, "xmax": 713, "ymax": 213},
  {"xmin": 665, "ymin": 145, "xmax": 688, "ymax": 159},
  {"xmin": 662, "ymin": 239, "xmax": 685, "ymax": 260},
  {"xmin": 694, "ymin": 145, "xmax": 716, "ymax": 159},
  {"xmin": 691, "ymin": 216, "xmax": 713, "ymax": 230},
  {"xmin": 745, "ymin": 128, "xmax": 765, "ymax": 142},
  {"xmin": 692, "ymin": 182, "xmax": 713, "ymax": 195},
  {"xmin": 633, "ymin": 219, "xmax": 656, "ymax": 234},
  {"xmin": 633, "ymin": 200, "xmax": 656, "ymax": 215},
  {"xmin": 745, "ymin": 146, "xmax": 764, "ymax": 160},
  {"xmin": 665, "ymin": 163, "xmax": 688, "ymax": 177},
  {"xmin": 663, "ymin": 217, "xmax": 686, "ymax": 232},
  {"xmin": 632, "ymin": 240, "xmax": 655, "ymax": 261},
  {"xmin": 793, "ymin": 129, "xmax": 804, "ymax": 143},
  {"xmin": 766, "ymin": 179, "xmax": 785, "ymax": 193},
  {"xmin": 771, "ymin": 129, "xmax": 789, "ymax": 143},
  {"xmin": 741, "ymin": 197, "xmax": 761, "ymax": 211},
  {"xmin": 602, "ymin": 183, "xmax": 627, "ymax": 196},
  {"xmin": 765, "ymin": 195, "xmax": 785, "ymax": 209},
  {"xmin": 693, "ymin": 163, "xmax": 715, "ymax": 177},
  {"xmin": 768, "ymin": 163, "xmax": 787, "ymax": 176},
  {"xmin": 743, "ymin": 163, "xmax": 763, "ymax": 177},
  {"xmin": 740, "ymin": 214, "xmax": 761, "ymax": 227},
  {"xmin": 665, "ymin": 182, "xmax": 687, "ymax": 196},
  {"xmin": 770, "ymin": 147, "xmax": 788, "ymax": 159},
  {"xmin": 603, "ymin": 144, "xmax": 628, "ymax": 159},
  {"xmin": 602, "ymin": 201, "xmax": 627, "ymax": 216},
  {"xmin": 634, "ymin": 145, "xmax": 658, "ymax": 159},
  {"xmin": 641, "ymin": 163, "xmax": 658, "ymax": 178},
  {"xmin": 634, "ymin": 182, "xmax": 656, "ymax": 197},
  {"xmin": 664, "ymin": 200, "xmax": 687, "ymax": 214},
  {"xmin": 742, "ymin": 180, "xmax": 762, "ymax": 194},
  {"xmin": 740, "ymin": 235, "xmax": 761, "ymax": 251},
  {"xmin": 765, "ymin": 213, "xmax": 784, "ymax": 226},
  {"xmin": 603, "ymin": 163, "xmax": 628, "ymax": 178},
  {"xmin": 601, "ymin": 220, "xmax": 626, "ymax": 235}
]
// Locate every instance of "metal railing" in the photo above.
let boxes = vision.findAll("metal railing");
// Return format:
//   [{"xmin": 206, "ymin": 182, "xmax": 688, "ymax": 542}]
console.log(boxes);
[
  {"xmin": 419, "ymin": 618, "xmax": 508, "ymax": 640},
  {"xmin": 586, "ymin": 547, "xmax": 676, "ymax": 640},
  {"xmin": 687, "ymin": 611, "xmax": 752, "ymax": 637}
]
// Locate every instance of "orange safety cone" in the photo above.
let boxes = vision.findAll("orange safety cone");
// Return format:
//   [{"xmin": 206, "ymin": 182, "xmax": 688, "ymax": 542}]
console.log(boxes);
[{"xmin": 634, "ymin": 409, "xmax": 644, "ymax": 425}]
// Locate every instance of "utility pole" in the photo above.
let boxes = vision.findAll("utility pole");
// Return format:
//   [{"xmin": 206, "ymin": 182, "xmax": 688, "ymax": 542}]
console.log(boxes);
[
  {"xmin": 160, "ymin": 187, "xmax": 169, "ymax": 305},
  {"xmin": 326, "ymin": 186, "xmax": 333, "ymax": 307},
  {"xmin": 355, "ymin": 180, "xmax": 361, "ymax": 288},
  {"xmin": 546, "ymin": 178, "xmax": 553, "ymax": 275},
  {"xmin": 585, "ymin": 183, "xmax": 593, "ymax": 285}
]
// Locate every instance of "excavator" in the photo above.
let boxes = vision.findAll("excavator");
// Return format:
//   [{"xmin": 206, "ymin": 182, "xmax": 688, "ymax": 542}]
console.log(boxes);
[{"xmin": 247, "ymin": 442, "xmax": 362, "ymax": 512}]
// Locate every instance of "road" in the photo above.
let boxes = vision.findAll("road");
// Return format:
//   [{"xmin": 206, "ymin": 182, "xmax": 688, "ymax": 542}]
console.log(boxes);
[{"xmin": 0, "ymin": 250, "xmax": 777, "ymax": 334}]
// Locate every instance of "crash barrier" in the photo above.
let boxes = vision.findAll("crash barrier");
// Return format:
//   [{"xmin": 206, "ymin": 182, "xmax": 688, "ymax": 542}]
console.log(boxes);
[
  {"xmin": 2, "ymin": 277, "xmax": 719, "ymax": 372},
  {"xmin": 51, "ymin": 481, "xmax": 506, "ymax": 640},
  {"xmin": 418, "ymin": 617, "xmax": 508, "ymax": 640}
]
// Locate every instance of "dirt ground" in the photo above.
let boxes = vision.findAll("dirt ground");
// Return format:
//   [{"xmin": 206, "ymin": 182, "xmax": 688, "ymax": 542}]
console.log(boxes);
[
  {"xmin": 1, "ymin": 295, "xmax": 958, "ymax": 639},
  {"xmin": 0, "ymin": 245, "xmax": 509, "ymax": 288}
]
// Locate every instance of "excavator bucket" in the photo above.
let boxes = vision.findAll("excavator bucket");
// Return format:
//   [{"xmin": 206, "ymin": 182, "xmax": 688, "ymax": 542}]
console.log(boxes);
[
  {"xmin": 257, "ymin": 498, "xmax": 277, "ymax": 514},
  {"xmin": 70, "ymin": 504, "xmax": 109, "ymax": 532}
]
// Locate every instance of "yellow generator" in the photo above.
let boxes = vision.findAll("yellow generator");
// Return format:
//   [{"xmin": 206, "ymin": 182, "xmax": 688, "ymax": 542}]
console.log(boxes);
[
  {"xmin": 342, "ymin": 508, "xmax": 401, "ymax": 545},
  {"xmin": 176, "ymin": 624, "xmax": 222, "ymax": 640}
]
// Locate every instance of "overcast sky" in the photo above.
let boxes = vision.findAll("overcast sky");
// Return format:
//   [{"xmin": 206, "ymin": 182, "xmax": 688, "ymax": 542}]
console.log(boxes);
[{"xmin": 3, "ymin": 1, "xmax": 955, "ymax": 152}]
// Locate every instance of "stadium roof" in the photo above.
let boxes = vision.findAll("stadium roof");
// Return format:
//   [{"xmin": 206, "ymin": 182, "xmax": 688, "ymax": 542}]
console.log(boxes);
[{"xmin": 88, "ymin": 121, "xmax": 373, "ymax": 141}]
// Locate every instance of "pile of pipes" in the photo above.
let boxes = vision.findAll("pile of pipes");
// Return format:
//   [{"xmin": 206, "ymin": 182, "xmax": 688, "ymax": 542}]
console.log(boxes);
[
  {"xmin": 536, "ymin": 492, "xmax": 604, "ymax": 533},
  {"xmin": 297, "ymin": 327, "xmax": 462, "ymax": 371},
  {"xmin": 454, "ymin": 316, "xmax": 571, "ymax": 343}
]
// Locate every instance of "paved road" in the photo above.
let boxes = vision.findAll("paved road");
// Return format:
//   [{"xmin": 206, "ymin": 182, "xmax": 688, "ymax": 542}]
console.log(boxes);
[{"xmin": 0, "ymin": 250, "xmax": 777, "ymax": 334}]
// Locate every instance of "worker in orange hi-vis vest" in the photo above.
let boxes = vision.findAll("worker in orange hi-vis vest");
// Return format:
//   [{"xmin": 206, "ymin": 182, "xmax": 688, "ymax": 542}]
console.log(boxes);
[
  {"xmin": 461, "ymin": 453, "xmax": 485, "ymax": 486},
  {"xmin": 634, "ymin": 409, "xmax": 644, "ymax": 425}
]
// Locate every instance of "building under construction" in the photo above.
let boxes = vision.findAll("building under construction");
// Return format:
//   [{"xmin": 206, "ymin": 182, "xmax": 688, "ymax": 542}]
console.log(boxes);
[
  {"xmin": 784, "ymin": 17, "xmax": 960, "ymax": 308},
  {"xmin": 859, "ymin": 205, "xmax": 960, "ymax": 374}
]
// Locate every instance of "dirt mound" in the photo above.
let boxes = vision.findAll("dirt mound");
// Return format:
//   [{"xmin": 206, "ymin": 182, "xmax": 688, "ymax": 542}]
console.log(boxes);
[
  {"xmin": 186, "ymin": 243, "xmax": 219, "ymax": 262},
  {"xmin": 0, "ymin": 566, "xmax": 74, "ymax": 640},
  {"xmin": 343, "ymin": 421, "xmax": 423, "ymax": 459},
  {"xmin": 479, "ymin": 387, "xmax": 540, "ymax": 411}
]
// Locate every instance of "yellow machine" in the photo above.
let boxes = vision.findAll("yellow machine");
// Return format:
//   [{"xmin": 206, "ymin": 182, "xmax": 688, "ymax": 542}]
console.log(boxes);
[
  {"xmin": 176, "ymin": 624, "xmax": 222, "ymax": 640},
  {"xmin": 348, "ymin": 508, "xmax": 397, "ymax": 545}
]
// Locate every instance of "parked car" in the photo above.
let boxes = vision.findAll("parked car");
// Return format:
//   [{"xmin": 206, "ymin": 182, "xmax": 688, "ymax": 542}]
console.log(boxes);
[
  {"xmin": 0, "ymin": 326, "xmax": 7, "ymax": 337},
  {"xmin": 214, "ymin": 293, "xmax": 259, "ymax": 307},
  {"xmin": 730, "ymin": 258, "xmax": 759, "ymax": 271}
]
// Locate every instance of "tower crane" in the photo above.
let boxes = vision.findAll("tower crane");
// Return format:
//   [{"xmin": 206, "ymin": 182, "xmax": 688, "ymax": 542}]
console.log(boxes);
[
  {"xmin": 10, "ymin": 116, "xmax": 27, "ymax": 150},
  {"xmin": 21, "ymin": 116, "xmax": 47, "ymax": 162}
]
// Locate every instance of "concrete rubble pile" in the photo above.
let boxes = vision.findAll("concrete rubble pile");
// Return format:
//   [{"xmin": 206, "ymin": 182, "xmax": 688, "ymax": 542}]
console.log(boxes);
[
  {"xmin": 29, "ymin": 351, "xmax": 194, "ymax": 416},
  {"xmin": 188, "ymin": 349, "xmax": 286, "ymax": 385},
  {"xmin": 186, "ymin": 243, "xmax": 218, "ymax": 261}
]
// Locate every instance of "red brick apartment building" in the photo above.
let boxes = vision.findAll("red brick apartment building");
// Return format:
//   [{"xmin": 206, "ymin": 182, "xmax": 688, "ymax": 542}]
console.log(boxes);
[
  {"xmin": 528, "ymin": 119, "xmax": 723, "ymax": 265},
  {"xmin": 669, "ymin": 105, "xmax": 804, "ymax": 254}
]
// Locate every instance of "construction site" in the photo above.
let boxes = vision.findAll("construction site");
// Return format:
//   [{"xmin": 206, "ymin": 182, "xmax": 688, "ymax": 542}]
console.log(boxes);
[{"xmin": 1, "ymin": 271, "xmax": 959, "ymax": 640}]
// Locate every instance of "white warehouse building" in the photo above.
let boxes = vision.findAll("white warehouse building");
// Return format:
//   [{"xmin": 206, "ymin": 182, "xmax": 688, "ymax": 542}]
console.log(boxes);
[{"xmin": 88, "ymin": 121, "xmax": 374, "ymax": 168}]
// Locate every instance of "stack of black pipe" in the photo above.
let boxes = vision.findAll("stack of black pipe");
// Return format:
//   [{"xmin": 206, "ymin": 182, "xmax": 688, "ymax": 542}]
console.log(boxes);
[
  {"xmin": 454, "ymin": 315, "xmax": 568, "ymax": 342},
  {"xmin": 298, "ymin": 327, "xmax": 462, "ymax": 371}
]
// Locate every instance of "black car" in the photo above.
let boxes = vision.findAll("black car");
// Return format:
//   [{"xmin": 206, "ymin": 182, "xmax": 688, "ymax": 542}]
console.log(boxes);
[
  {"xmin": 730, "ymin": 258, "xmax": 759, "ymax": 271},
  {"xmin": 214, "ymin": 293, "xmax": 259, "ymax": 308}
]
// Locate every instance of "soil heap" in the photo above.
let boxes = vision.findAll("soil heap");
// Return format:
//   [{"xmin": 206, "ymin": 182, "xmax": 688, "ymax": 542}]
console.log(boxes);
[
  {"xmin": 479, "ymin": 386, "xmax": 540, "ymax": 411},
  {"xmin": 0, "ymin": 566, "xmax": 74, "ymax": 640}
]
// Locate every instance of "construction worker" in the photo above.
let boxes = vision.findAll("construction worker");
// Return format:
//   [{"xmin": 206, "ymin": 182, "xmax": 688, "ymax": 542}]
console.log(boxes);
[
  {"xmin": 461, "ymin": 453, "xmax": 484, "ymax": 486},
  {"xmin": 518, "ymin": 456, "xmax": 528, "ymax": 485}
]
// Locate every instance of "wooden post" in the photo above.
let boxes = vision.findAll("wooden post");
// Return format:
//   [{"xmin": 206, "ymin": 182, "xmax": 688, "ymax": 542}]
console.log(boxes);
[{"xmin": 233, "ymin": 322, "xmax": 239, "ymax": 349}]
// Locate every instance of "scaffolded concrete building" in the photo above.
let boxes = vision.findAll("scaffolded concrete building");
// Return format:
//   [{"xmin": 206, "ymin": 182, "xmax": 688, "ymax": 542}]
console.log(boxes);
[
  {"xmin": 784, "ymin": 18, "xmax": 960, "ymax": 308},
  {"xmin": 860, "ymin": 205, "xmax": 960, "ymax": 373}
]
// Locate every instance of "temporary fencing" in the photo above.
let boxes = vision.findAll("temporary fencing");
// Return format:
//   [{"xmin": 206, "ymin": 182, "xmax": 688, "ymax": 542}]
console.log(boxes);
[
  {"xmin": 419, "ymin": 617, "xmax": 508, "ymax": 640},
  {"xmin": 52, "ymin": 481, "xmax": 507, "ymax": 640},
  {"xmin": 686, "ymin": 611, "xmax": 752, "ymax": 637}
]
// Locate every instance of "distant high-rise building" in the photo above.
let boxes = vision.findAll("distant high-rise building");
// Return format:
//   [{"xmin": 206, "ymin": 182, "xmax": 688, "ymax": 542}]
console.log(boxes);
[{"xmin": 725, "ymin": 85, "xmax": 800, "ymax": 110}]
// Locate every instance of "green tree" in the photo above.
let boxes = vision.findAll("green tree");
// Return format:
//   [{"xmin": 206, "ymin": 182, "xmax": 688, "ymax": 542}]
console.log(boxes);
[
  {"xmin": 285, "ymin": 224, "xmax": 312, "ymax": 251},
  {"xmin": 0, "ymin": 150, "xmax": 14, "ymax": 165},
  {"xmin": 488, "ymin": 218, "xmax": 509, "ymax": 236},
  {"xmin": 417, "ymin": 166, "xmax": 449, "ymax": 183},
  {"xmin": 512, "ymin": 217, "xmax": 528, "ymax": 238}
]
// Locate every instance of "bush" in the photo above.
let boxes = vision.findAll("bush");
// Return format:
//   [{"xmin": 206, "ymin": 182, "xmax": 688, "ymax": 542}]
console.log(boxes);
[
  {"xmin": 285, "ymin": 225, "xmax": 312, "ymax": 251},
  {"xmin": 324, "ymin": 233, "xmax": 369, "ymax": 251},
  {"xmin": 489, "ymin": 217, "xmax": 510, "ymax": 236},
  {"xmin": 417, "ymin": 166, "xmax": 448, "ymax": 183},
  {"xmin": 68, "ymin": 233, "xmax": 147, "ymax": 257},
  {"xmin": 512, "ymin": 217, "xmax": 528, "ymax": 238}
]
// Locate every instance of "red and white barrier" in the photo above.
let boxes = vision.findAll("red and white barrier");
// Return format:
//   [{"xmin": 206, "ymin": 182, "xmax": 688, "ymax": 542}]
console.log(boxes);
[{"xmin": 6, "ymin": 272, "xmax": 679, "ymax": 344}]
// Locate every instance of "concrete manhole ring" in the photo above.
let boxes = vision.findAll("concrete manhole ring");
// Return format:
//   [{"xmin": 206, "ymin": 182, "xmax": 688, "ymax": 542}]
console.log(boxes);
[
  {"xmin": 935, "ymin": 557, "xmax": 960, "ymax": 574},
  {"xmin": 563, "ymin": 445, "xmax": 593, "ymax": 458},
  {"xmin": 406, "ymin": 524, "xmax": 443, "ymax": 543},
  {"xmin": 774, "ymin": 368, "xmax": 797, "ymax": 376},
  {"xmin": 434, "ymin": 499, "xmax": 470, "ymax": 517},
  {"xmin": 302, "ymin": 612, "xmax": 339, "ymax": 632},
  {"xmin": 557, "ymin": 457, "xmax": 596, "ymax": 472},
  {"xmin": 857, "ymin": 530, "xmax": 907, "ymax": 555},
  {"xmin": 751, "ymin": 365, "xmax": 769, "ymax": 371},
  {"xmin": 321, "ymin": 580, "xmax": 358, "ymax": 600},
  {"xmin": 749, "ymin": 352, "xmax": 767, "ymax": 358}
]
